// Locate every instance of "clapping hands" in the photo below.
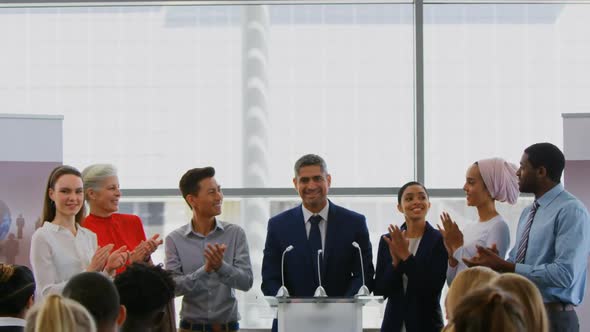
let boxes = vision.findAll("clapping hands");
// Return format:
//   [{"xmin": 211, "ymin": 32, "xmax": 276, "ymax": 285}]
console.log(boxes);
[
  {"xmin": 462, "ymin": 243, "xmax": 509, "ymax": 272},
  {"xmin": 437, "ymin": 212, "xmax": 464, "ymax": 266},
  {"xmin": 105, "ymin": 245, "xmax": 129, "ymax": 275},
  {"xmin": 87, "ymin": 244, "xmax": 129, "ymax": 275},
  {"xmin": 204, "ymin": 243, "xmax": 227, "ymax": 273},
  {"xmin": 87, "ymin": 244, "xmax": 115, "ymax": 272},
  {"xmin": 130, "ymin": 234, "xmax": 163, "ymax": 263},
  {"xmin": 383, "ymin": 224, "xmax": 410, "ymax": 267}
]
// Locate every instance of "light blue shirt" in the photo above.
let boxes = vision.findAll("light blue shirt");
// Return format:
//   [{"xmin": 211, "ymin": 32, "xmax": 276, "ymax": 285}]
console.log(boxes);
[{"xmin": 508, "ymin": 183, "xmax": 590, "ymax": 304}]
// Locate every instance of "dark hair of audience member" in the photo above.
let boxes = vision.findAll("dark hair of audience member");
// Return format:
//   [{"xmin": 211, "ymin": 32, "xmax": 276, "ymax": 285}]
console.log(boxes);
[
  {"xmin": 0, "ymin": 264, "xmax": 36, "ymax": 318},
  {"xmin": 63, "ymin": 272, "xmax": 123, "ymax": 332},
  {"xmin": 114, "ymin": 263, "xmax": 175, "ymax": 329}
]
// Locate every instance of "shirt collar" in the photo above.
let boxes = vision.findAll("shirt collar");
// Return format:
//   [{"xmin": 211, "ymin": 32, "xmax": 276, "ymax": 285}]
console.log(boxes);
[
  {"xmin": 183, "ymin": 218, "xmax": 224, "ymax": 236},
  {"xmin": 302, "ymin": 202, "xmax": 330, "ymax": 223},
  {"xmin": 0, "ymin": 317, "xmax": 26, "ymax": 327},
  {"xmin": 536, "ymin": 182, "xmax": 564, "ymax": 207},
  {"xmin": 42, "ymin": 222, "xmax": 82, "ymax": 233}
]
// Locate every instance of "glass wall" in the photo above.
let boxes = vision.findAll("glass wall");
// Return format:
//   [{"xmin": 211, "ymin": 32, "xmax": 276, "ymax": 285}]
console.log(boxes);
[
  {"xmin": 125, "ymin": 193, "xmax": 533, "ymax": 328},
  {"xmin": 0, "ymin": 4, "xmax": 415, "ymax": 189},
  {"xmin": 424, "ymin": 3, "xmax": 590, "ymax": 187},
  {"xmin": 2, "ymin": 0, "xmax": 587, "ymax": 329}
]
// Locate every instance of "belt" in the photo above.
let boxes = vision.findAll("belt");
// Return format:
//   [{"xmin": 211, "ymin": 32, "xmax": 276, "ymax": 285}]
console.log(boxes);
[
  {"xmin": 545, "ymin": 302, "xmax": 575, "ymax": 312},
  {"xmin": 180, "ymin": 319, "xmax": 239, "ymax": 331}
]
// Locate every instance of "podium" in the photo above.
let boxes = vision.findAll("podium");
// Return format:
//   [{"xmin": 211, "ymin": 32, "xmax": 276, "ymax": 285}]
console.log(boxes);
[{"xmin": 265, "ymin": 296, "xmax": 383, "ymax": 332}]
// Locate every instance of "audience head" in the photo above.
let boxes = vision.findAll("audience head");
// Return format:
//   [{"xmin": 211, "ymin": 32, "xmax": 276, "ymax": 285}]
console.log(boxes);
[
  {"xmin": 518, "ymin": 143, "xmax": 565, "ymax": 194},
  {"xmin": 114, "ymin": 263, "xmax": 175, "ymax": 329},
  {"xmin": 179, "ymin": 167, "xmax": 219, "ymax": 212},
  {"xmin": 450, "ymin": 286, "xmax": 526, "ymax": 332},
  {"xmin": 63, "ymin": 272, "xmax": 125, "ymax": 332},
  {"xmin": 25, "ymin": 294, "xmax": 96, "ymax": 332},
  {"xmin": 42, "ymin": 165, "xmax": 86, "ymax": 224},
  {"xmin": 292, "ymin": 154, "xmax": 331, "ymax": 213},
  {"xmin": 0, "ymin": 264, "xmax": 35, "ymax": 318},
  {"xmin": 466, "ymin": 158, "xmax": 519, "ymax": 206},
  {"xmin": 396, "ymin": 181, "xmax": 430, "ymax": 222},
  {"xmin": 492, "ymin": 273, "xmax": 549, "ymax": 332},
  {"xmin": 82, "ymin": 164, "xmax": 121, "ymax": 216},
  {"xmin": 446, "ymin": 266, "xmax": 499, "ymax": 319}
]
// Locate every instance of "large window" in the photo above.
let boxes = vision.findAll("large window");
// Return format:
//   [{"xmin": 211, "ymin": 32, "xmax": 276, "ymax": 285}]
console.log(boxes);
[
  {"xmin": 0, "ymin": 4, "xmax": 415, "ymax": 189},
  {"xmin": 128, "ymin": 194, "xmax": 534, "ymax": 328},
  {"xmin": 423, "ymin": 3, "xmax": 590, "ymax": 187},
  {"xmin": 2, "ymin": 0, "xmax": 588, "ymax": 330}
]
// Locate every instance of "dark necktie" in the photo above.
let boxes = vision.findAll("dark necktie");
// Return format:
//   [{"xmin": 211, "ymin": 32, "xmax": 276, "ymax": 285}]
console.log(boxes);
[
  {"xmin": 515, "ymin": 201, "xmax": 540, "ymax": 264},
  {"xmin": 309, "ymin": 215, "xmax": 323, "ymax": 283}
]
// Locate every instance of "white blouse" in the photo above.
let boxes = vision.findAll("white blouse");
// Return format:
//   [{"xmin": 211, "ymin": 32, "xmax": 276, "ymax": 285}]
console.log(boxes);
[
  {"xmin": 29, "ymin": 222, "xmax": 98, "ymax": 300},
  {"xmin": 446, "ymin": 214, "xmax": 510, "ymax": 285}
]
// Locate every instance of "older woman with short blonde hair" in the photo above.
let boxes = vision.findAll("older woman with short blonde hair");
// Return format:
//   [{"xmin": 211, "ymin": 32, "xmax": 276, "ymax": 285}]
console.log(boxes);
[{"xmin": 82, "ymin": 164, "xmax": 162, "ymax": 273}]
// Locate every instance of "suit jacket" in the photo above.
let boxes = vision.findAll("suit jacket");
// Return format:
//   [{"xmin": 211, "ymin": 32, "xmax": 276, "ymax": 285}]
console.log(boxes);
[
  {"xmin": 0, "ymin": 326, "xmax": 24, "ymax": 332},
  {"xmin": 261, "ymin": 201, "xmax": 375, "ymax": 298},
  {"xmin": 374, "ymin": 222, "xmax": 447, "ymax": 332}
]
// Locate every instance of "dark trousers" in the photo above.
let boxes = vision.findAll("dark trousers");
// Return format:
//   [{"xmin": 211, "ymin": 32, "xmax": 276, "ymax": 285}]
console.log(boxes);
[{"xmin": 547, "ymin": 309, "xmax": 579, "ymax": 332}]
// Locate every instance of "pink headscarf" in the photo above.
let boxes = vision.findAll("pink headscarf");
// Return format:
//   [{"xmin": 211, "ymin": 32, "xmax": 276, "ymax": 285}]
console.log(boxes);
[{"xmin": 477, "ymin": 158, "xmax": 519, "ymax": 205}]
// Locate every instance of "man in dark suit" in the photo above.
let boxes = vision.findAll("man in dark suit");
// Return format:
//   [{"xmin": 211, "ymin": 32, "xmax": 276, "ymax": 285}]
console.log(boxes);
[
  {"xmin": 261, "ymin": 154, "xmax": 374, "ymax": 330},
  {"xmin": 0, "ymin": 264, "xmax": 35, "ymax": 332}
]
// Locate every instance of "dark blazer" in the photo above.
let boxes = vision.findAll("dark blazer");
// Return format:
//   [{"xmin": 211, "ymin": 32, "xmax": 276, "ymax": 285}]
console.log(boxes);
[
  {"xmin": 374, "ymin": 222, "xmax": 447, "ymax": 332},
  {"xmin": 0, "ymin": 326, "xmax": 24, "ymax": 332},
  {"xmin": 261, "ymin": 201, "xmax": 375, "ymax": 298}
]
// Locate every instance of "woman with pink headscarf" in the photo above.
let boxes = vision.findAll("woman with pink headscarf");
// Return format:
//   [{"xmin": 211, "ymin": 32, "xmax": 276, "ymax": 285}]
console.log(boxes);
[{"xmin": 438, "ymin": 158, "xmax": 519, "ymax": 285}]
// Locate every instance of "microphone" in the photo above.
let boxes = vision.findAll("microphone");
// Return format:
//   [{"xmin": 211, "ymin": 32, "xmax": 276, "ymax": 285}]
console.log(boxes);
[
  {"xmin": 276, "ymin": 245, "xmax": 294, "ymax": 297},
  {"xmin": 352, "ymin": 241, "xmax": 370, "ymax": 296},
  {"xmin": 313, "ymin": 249, "xmax": 327, "ymax": 297}
]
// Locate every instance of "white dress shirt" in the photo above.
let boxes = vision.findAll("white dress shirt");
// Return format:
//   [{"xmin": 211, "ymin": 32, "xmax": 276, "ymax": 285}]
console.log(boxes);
[{"xmin": 29, "ymin": 222, "xmax": 98, "ymax": 300}]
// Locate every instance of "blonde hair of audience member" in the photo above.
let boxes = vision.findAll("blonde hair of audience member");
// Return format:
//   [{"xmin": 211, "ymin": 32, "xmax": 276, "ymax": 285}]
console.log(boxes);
[
  {"xmin": 445, "ymin": 266, "xmax": 499, "ymax": 319},
  {"xmin": 451, "ymin": 286, "xmax": 526, "ymax": 332},
  {"xmin": 25, "ymin": 294, "xmax": 96, "ymax": 332},
  {"xmin": 492, "ymin": 273, "xmax": 549, "ymax": 332}
]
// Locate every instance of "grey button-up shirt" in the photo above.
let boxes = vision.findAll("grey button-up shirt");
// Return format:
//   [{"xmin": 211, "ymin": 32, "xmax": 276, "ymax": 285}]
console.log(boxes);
[{"xmin": 164, "ymin": 219, "xmax": 253, "ymax": 323}]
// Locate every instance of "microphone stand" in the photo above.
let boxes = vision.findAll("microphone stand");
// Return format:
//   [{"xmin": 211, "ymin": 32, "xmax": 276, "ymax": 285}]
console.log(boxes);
[
  {"xmin": 352, "ymin": 241, "xmax": 370, "ymax": 296},
  {"xmin": 314, "ymin": 249, "xmax": 327, "ymax": 297},
  {"xmin": 276, "ymin": 245, "xmax": 294, "ymax": 298}
]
